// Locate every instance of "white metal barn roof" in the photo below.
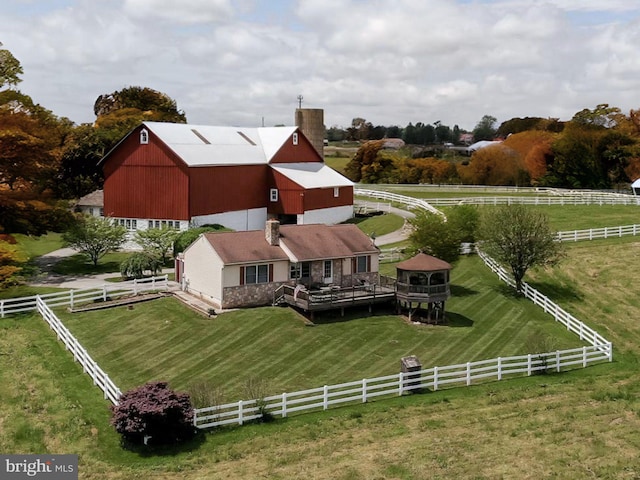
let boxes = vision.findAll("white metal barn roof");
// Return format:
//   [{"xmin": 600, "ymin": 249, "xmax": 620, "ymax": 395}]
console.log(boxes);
[
  {"xmin": 271, "ymin": 162, "xmax": 354, "ymax": 189},
  {"xmin": 632, "ymin": 178, "xmax": 640, "ymax": 195},
  {"xmin": 142, "ymin": 121, "xmax": 298, "ymax": 166}
]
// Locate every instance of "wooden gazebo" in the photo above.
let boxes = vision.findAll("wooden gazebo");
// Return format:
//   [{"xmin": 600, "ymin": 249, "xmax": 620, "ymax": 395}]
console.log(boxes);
[{"xmin": 396, "ymin": 253, "xmax": 452, "ymax": 323}]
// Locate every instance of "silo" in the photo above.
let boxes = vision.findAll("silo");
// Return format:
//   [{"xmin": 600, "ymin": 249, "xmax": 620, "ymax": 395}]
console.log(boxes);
[{"xmin": 295, "ymin": 108, "xmax": 325, "ymax": 159}]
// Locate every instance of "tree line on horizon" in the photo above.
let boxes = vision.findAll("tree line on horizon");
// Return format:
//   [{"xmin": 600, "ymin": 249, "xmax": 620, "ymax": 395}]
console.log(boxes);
[
  {"xmin": 1, "ymin": 44, "xmax": 640, "ymax": 239},
  {"xmin": 344, "ymin": 104, "xmax": 640, "ymax": 189}
]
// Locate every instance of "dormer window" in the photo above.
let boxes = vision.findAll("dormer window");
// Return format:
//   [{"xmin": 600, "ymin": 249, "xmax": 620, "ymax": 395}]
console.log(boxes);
[
  {"xmin": 292, "ymin": 133, "xmax": 298, "ymax": 145},
  {"xmin": 140, "ymin": 129, "xmax": 149, "ymax": 145}
]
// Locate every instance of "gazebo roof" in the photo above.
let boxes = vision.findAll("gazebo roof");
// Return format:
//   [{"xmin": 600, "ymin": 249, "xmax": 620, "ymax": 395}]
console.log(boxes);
[{"xmin": 396, "ymin": 253, "xmax": 452, "ymax": 272}]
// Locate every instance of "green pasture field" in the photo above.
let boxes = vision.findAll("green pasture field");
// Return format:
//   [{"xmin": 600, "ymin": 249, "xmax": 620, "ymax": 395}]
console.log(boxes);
[
  {"xmin": 441, "ymin": 204, "xmax": 639, "ymax": 232},
  {"xmin": 57, "ymin": 254, "xmax": 582, "ymax": 400},
  {"xmin": 2, "ymin": 237, "xmax": 639, "ymax": 478},
  {"xmin": 324, "ymin": 155, "xmax": 350, "ymax": 174},
  {"xmin": 345, "ymin": 212, "xmax": 405, "ymax": 237}
]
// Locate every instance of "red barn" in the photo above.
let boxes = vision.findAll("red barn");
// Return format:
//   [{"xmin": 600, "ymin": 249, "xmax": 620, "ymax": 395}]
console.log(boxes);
[{"xmin": 99, "ymin": 122, "xmax": 354, "ymax": 231}]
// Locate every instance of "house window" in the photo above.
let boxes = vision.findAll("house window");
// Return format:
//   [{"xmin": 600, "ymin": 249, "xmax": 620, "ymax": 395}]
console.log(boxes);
[
  {"xmin": 334, "ymin": 187, "xmax": 340, "ymax": 197},
  {"xmin": 140, "ymin": 129, "xmax": 149, "ymax": 144},
  {"xmin": 290, "ymin": 262, "xmax": 311, "ymax": 279},
  {"xmin": 270, "ymin": 188, "xmax": 278, "ymax": 202},
  {"xmin": 117, "ymin": 218, "xmax": 137, "ymax": 231},
  {"xmin": 245, "ymin": 264, "xmax": 269, "ymax": 284},
  {"xmin": 292, "ymin": 133, "xmax": 298, "ymax": 145},
  {"xmin": 99, "ymin": 208, "xmax": 104, "ymax": 216},
  {"xmin": 356, "ymin": 255, "xmax": 369, "ymax": 273},
  {"xmin": 324, "ymin": 260, "xmax": 332, "ymax": 278}
]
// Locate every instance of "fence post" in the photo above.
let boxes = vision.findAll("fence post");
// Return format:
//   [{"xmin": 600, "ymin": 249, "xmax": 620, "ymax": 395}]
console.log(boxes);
[
  {"xmin": 70, "ymin": 290, "xmax": 74, "ymax": 309},
  {"xmin": 608, "ymin": 343, "xmax": 613, "ymax": 362},
  {"xmin": 556, "ymin": 351, "xmax": 561, "ymax": 372},
  {"xmin": 152, "ymin": 276, "xmax": 156, "ymax": 289},
  {"xmin": 398, "ymin": 373, "xmax": 403, "ymax": 396},
  {"xmin": 103, "ymin": 286, "xmax": 107, "ymax": 302},
  {"xmin": 527, "ymin": 354, "xmax": 532, "ymax": 376},
  {"xmin": 238, "ymin": 400, "xmax": 244, "ymax": 425},
  {"xmin": 583, "ymin": 346, "xmax": 587, "ymax": 367},
  {"xmin": 323, "ymin": 385, "xmax": 329, "ymax": 410},
  {"xmin": 282, "ymin": 392, "xmax": 287, "ymax": 418},
  {"xmin": 362, "ymin": 378, "xmax": 368, "ymax": 403},
  {"xmin": 433, "ymin": 366, "xmax": 439, "ymax": 391},
  {"xmin": 133, "ymin": 279, "xmax": 138, "ymax": 295},
  {"xmin": 466, "ymin": 362, "xmax": 471, "ymax": 386},
  {"xmin": 497, "ymin": 357, "xmax": 502, "ymax": 380},
  {"xmin": 579, "ymin": 323, "xmax": 584, "ymax": 341},
  {"xmin": 0, "ymin": 300, "xmax": 4, "ymax": 318},
  {"xmin": 193, "ymin": 409, "xmax": 198, "ymax": 427}
]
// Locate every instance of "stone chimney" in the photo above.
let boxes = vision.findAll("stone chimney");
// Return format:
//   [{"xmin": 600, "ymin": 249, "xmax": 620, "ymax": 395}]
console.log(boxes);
[{"xmin": 266, "ymin": 219, "xmax": 280, "ymax": 246}]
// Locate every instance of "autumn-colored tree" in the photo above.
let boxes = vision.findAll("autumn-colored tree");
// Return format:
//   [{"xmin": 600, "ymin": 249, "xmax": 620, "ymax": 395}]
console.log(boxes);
[
  {"xmin": 345, "ymin": 140, "xmax": 394, "ymax": 183},
  {"xmin": 0, "ymin": 240, "xmax": 22, "ymax": 286},
  {"xmin": 0, "ymin": 90, "xmax": 73, "ymax": 192},
  {"xmin": 468, "ymin": 144, "xmax": 529, "ymax": 186},
  {"xmin": 392, "ymin": 157, "xmax": 458, "ymax": 184},
  {"xmin": 503, "ymin": 131, "xmax": 556, "ymax": 183}
]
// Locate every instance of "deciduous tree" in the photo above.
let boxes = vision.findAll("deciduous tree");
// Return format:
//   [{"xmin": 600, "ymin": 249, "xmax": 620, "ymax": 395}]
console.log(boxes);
[
  {"xmin": 134, "ymin": 227, "xmax": 180, "ymax": 264},
  {"xmin": 472, "ymin": 115, "xmax": 497, "ymax": 141},
  {"xmin": 0, "ymin": 44, "xmax": 23, "ymax": 88},
  {"xmin": 478, "ymin": 204, "xmax": 563, "ymax": 292},
  {"xmin": 62, "ymin": 215, "xmax": 127, "ymax": 266}
]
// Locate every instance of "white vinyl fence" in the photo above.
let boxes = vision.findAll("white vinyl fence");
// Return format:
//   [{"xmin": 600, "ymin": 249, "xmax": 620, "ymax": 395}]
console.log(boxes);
[
  {"xmin": 194, "ymin": 344, "xmax": 610, "ymax": 428},
  {"xmin": 556, "ymin": 224, "xmax": 640, "ymax": 242},
  {"xmin": 0, "ymin": 275, "xmax": 169, "ymax": 318},
  {"xmin": 194, "ymin": 252, "xmax": 612, "ymax": 428},
  {"xmin": 355, "ymin": 187, "xmax": 640, "ymax": 209},
  {"xmin": 36, "ymin": 296, "xmax": 122, "ymax": 404},
  {"xmin": 477, "ymin": 251, "xmax": 612, "ymax": 351}
]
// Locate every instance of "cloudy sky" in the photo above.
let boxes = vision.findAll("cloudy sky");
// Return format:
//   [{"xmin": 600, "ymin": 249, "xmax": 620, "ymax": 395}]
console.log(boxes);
[{"xmin": 3, "ymin": 0, "xmax": 640, "ymax": 131}]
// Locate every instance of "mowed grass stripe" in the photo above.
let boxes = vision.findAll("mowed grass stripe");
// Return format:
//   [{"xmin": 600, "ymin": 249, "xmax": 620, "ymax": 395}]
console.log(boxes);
[{"xmin": 59, "ymin": 256, "xmax": 586, "ymax": 400}]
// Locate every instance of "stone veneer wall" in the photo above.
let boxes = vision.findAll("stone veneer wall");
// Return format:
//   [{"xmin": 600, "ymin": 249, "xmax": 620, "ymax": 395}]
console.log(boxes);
[
  {"xmin": 222, "ymin": 281, "xmax": 295, "ymax": 309},
  {"xmin": 345, "ymin": 272, "xmax": 380, "ymax": 287}
]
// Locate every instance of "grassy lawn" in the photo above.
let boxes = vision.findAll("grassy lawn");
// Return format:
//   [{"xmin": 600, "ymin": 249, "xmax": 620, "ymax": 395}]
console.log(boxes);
[
  {"xmin": 2, "ymin": 237, "xmax": 640, "ymax": 478},
  {"xmin": 2, "ymin": 197, "xmax": 640, "ymax": 478},
  {"xmin": 345, "ymin": 212, "xmax": 405, "ymax": 237},
  {"xmin": 57, "ymin": 255, "xmax": 582, "ymax": 400},
  {"xmin": 13, "ymin": 232, "xmax": 65, "ymax": 259},
  {"xmin": 51, "ymin": 252, "xmax": 132, "ymax": 276},
  {"xmin": 324, "ymin": 155, "xmax": 350, "ymax": 175}
]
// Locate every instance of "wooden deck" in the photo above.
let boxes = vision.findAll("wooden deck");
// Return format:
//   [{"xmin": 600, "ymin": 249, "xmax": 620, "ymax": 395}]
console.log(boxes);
[{"xmin": 275, "ymin": 284, "xmax": 396, "ymax": 313}]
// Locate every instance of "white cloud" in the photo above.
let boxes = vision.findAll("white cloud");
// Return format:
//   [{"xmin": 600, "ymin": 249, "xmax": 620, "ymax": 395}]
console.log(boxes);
[
  {"xmin": 123, "ymin": 0, "xmax": 234, "ymax": 24},
  {"xmin": 3, "ymin": 0, "xmax": 640, "ymax": 130}
]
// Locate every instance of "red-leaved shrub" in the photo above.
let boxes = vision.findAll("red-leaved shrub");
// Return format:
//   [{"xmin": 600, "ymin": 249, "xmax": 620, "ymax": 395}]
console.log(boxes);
[{"xmin": 110, "ymin": 381, "xmax": 195, "ymax": 446}]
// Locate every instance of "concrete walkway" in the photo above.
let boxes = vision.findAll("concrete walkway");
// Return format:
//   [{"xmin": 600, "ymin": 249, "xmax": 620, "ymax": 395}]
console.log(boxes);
[{"xmin": 355, "ymin": 201, "xmax": 415, "ymax": 246}]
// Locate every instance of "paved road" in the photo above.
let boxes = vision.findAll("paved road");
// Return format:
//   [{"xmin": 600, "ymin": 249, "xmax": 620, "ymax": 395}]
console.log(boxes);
[
  {"xmin": 355, "ymin": 201, "xmax": 415, "ymax": 246},
  {"xmin": 29, "ymin": 247, "xmax": 175, "ymax": 289}
]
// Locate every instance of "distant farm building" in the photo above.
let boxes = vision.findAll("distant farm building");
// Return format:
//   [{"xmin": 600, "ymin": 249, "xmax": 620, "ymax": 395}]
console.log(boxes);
[{"xmin": 632, "ymin": 178, "xmax": 640, "ymax": 196}]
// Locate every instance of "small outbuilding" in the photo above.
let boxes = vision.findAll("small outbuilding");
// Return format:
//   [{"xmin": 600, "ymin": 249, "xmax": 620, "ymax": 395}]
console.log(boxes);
[
  {"xmin": 395, "ymin": 253, "xmax": 452, "ymax": 323},
  {"xmin": 632, "ymin": 178, "xmax": 640, "ymax": 196}
]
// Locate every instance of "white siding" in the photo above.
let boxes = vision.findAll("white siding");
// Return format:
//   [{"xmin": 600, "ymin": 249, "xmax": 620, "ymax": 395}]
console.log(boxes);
[
  {"xmin": 192, "ymin": 208, "xmax": 267, "ymax": 231},
  {"xmin": 297, "ymin": 205, "xmax": 354, "ymax": 225},
  {"xmin": 182, "ymin": 235, "xmax": 224, "ymax": 306}
]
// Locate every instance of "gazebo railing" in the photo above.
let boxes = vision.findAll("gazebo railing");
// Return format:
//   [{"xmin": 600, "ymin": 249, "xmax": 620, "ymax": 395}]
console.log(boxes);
[{"xmin": 396, "ymin": 283, "xmax": 449, "ymax": 296}]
